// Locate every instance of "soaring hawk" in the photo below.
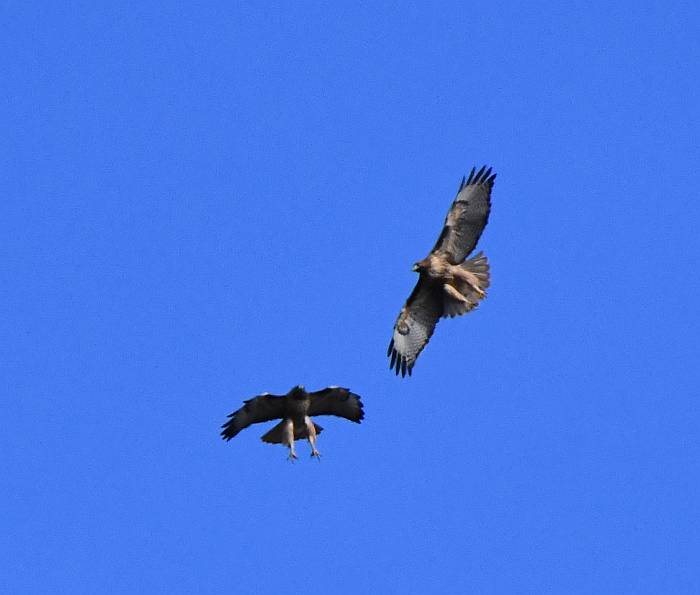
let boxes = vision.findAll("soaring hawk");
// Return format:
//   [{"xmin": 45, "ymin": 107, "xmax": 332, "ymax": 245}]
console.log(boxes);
[{"xmin": 388, "ymin": 165, "xmax": 496, "ymax": 376}]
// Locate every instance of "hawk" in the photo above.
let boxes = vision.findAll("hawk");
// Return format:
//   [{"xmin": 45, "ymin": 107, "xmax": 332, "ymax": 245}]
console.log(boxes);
[
  {"xmin": 388, "ymin": 165, "xmax": 496, "ymax": 377},
  {"xmin": 220, "ymin": 385, "xmax": 364, "ymax": 460}
]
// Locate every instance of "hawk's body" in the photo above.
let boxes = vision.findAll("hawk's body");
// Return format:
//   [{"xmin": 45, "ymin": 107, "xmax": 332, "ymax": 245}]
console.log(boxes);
[
  {"xmin": 221, "ymin": 385, "xmax": 364, "ymax": 460},
  {"xmin": 388, "ymin": 166, "xmax": 496, "ymax": 376}
]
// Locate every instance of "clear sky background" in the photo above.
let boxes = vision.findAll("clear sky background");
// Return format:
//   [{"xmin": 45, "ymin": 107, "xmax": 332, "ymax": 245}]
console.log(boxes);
[{"xmin": 3, "ymin": 3, "xmax": 700, "ymax": 593}]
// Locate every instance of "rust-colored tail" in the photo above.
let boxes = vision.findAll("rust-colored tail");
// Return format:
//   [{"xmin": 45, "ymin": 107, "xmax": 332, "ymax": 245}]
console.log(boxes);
[
  {"xmin": 260, "ymin": 420, "xmax": 324, "ymax": 444},
  {"xmin": 442, "ymin": 252, "xmax": 490, "ymax": 318}
]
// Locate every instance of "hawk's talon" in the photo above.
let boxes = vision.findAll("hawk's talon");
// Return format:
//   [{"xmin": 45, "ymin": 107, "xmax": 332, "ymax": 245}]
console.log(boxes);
[
  {"xmin": 288, "ymin": 452, "xmax": 298, "ymax": 462},
  {"xmin": 311, "ymin": 450, "xmax": 322, "ymax": 460},
  {"xmin": 468, "ymin": 282, "xmax": 485, "ymax": 298}
]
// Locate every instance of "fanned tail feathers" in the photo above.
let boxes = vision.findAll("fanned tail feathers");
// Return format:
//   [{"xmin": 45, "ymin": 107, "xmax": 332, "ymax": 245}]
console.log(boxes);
[
  {"xmin": 260, "ymin": 420, "xmax": 324, "ymax": 444},
  {"xmin": 442, "ymin": 252, "xmax": 490, "ymax": 318}
]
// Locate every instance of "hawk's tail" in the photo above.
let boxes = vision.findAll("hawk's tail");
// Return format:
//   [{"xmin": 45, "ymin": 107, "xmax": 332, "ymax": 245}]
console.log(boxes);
[
  {"xmin": 443, "ymin": 252, "xmax": 490, "ymax": 318},
  {"xmin": 260, "ymin": 420, "xmax": 324, "ymax": 445}
]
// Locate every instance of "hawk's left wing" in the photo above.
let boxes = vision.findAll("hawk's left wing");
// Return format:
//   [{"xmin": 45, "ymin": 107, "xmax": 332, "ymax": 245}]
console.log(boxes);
[
  {"xmin": 431, "ymin": 165, "xmax": 496, "ymax": 264},
  {"xmin": 308, "ymin": 387, "xmax": 364, "ymax": 423},
  {"xmin": 387, "ymin": 278, "xmax": 443, "ymax": 377}
]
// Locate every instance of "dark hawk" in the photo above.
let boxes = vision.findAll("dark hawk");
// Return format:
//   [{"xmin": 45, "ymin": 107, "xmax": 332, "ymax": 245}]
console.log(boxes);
[{"xmin": 221, "ymin": 385, "xmax": 364, "ymax": 460}]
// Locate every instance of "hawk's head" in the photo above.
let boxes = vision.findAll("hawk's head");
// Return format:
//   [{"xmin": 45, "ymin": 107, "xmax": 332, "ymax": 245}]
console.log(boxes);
[
  {"xmin": 412, "ymin": 258, "xmax": 428, "ymax": 273},
  {"xmin": 289, "ymin": 384, "xmax": 307, "ymax": 399}
]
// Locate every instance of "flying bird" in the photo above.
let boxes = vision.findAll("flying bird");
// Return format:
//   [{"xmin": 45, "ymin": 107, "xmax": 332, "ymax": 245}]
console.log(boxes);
[
  {"xmin": 388, "ymin": 165, "xmax": 496, "ymax": 377},
  {"xmin": 220, "ymin": 385, "xmax": 364, "ymax": 460}
]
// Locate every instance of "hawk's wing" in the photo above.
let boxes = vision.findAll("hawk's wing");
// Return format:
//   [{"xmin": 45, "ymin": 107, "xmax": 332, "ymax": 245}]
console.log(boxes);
[
  {"xmin": 387, "ymin": 278, "xmax": 443, "ymax": 377},
  {"xmin": 308, "ymin": 387, "xmax": 364, "ymax": 423},
  {"xmin": 431, "ymin": 165, "xmax": 496, "ymax": 264},
  {"xmin": 220, "ymin": 393, "xmax": 287, "ymax": 441}
]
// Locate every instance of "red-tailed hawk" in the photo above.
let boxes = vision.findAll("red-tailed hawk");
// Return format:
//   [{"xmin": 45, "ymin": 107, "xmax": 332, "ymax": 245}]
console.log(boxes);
[
  {"xmin": 220, "ymin": 385, "xmax": 364, "ymax": 460},
  {"xmin": 388, "ymin": 165, "xmax": 496, "ymax": 376}
]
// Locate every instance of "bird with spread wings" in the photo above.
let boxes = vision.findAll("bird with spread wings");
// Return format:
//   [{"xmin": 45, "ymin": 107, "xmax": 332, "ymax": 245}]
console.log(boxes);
[
  {"xmin": 387, "ymin": 165, "xmax": 496, "ymax": 377},
  {"xmin": 220, "ymin": 385, "xmax": 364, "ymax": 460}
]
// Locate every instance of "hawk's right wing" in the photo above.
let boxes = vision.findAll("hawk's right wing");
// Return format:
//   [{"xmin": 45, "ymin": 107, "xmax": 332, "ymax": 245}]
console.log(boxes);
[
  {"xmin": 220, "ymin": 393, "xmax": 287, "ymax": 441},
  {"xmin": 387, "ymin": 278, "xmax": 443, "ymax": 377}
]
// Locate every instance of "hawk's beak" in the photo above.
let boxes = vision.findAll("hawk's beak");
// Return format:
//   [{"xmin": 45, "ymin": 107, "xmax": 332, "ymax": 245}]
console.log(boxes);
[{"xmin": 412, "ymin": 264, "xmax": 419, "ymax": 272}]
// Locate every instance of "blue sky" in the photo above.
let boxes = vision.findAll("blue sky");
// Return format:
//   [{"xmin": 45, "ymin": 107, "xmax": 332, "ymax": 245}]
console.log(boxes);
[{"xmin": 3, "ymin": 2, "xmax": 700, "ymax": 593}]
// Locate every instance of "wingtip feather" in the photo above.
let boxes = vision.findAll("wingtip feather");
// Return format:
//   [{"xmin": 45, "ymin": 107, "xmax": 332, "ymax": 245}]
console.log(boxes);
[
  {"xmin": 466, "ymin": 167, "xmax": 475, "ymax": 184},
  {"xmin": 463, "ymin": 165, "xmax": 497, "ymax": 188}
]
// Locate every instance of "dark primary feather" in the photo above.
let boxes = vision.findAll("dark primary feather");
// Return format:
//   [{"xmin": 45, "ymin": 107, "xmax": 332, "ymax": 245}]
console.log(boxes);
[
  {"xmin": 431, "ymin": 165, "xmax": 496, "ymax": 264},
  {"xmin": 220, "ymin": 393, "xmax": 287, "ymax": 441},
  {"xmin": 307, "ymin": 387, "xmax": 364, "ymax": 422},
  {"xmin": 387, "ymin": 278, "xmax": 443, "ymax": 377}
]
